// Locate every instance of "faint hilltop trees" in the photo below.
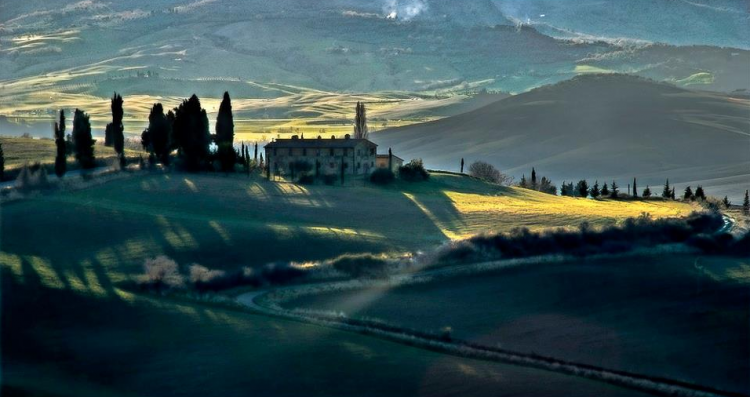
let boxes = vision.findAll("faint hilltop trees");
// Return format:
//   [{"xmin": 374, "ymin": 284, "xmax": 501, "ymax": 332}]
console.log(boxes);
[
  {"xmin": 684, "ymin": 186, "xmax": 694, "ymax": 201},
  {"xmin": 575, "ymin": 180, "xmax": 589, "ymax": 197},
  {"xmin": 590, "ymin": 181, "xmax": 601, "ymax": 198},
  {"xmin": 468, "ymin": 161, "xmax": 513, "ymax": 186},
  {"xmin": 601, "ymin": 182, "xmax": 610, "ymax": 196},
  {"xmin": 743, "ymin": 190, "xmax": 749, "ymax": 215},
  {"xmin": 172, "ymin": 94, "xmax": 210, "ymax": 172},
  {"xmin": 642, "ymin": 186, "xmax": 652, "ymax": 198},
  {"xmin": 519, "ymin": 167, "xmax": 556, "ymax": 195},
  {"xmin": 141, "ymin": 103, "xmax": 173, "ymax": 165},
  {"xmin": 609, "ymin": 180, "xmax": 619, "ymax": 198},
  {"xmin": 54, "ymin": 109, "xmax": 67, "ymax": 177},
  {"xmin": 215, "ymin": 91, "xmax": 236, "ymax": 172},
  {"xmin": 722, "ymin": 196, "xmax": 730, "ymax": 208},
  {"xmin": 695, "ymin": 186, "xmax": 706, "ymax": 201},
  {"xmin": 105, "ymin": 92, "xmax": 125, "ymax": 167},
  {"xmin": 662, "ymin": 179, "xmax": 671, "ymax": 198},
  {"xmin": 353, "ymin": 101, "xmax": 368, "ymax": 139},
  {"xmin": 72, "ymin": 108, "xmax": 96, "ymax": 169}
]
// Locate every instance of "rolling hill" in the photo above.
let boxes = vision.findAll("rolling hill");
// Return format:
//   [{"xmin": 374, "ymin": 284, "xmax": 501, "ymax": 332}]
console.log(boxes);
[{"xmin": 372, "ymin": 74, "xmax": 750, "ymax": 200}]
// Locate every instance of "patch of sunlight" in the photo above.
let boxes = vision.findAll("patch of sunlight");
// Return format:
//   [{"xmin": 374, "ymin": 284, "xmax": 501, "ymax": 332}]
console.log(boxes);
[
  {"xmin": 64, "ymin": 270, "xmax": 87, "ymax": 293},
  {"xmin": 82, "ymin": 265, "xmax": 107, "ymax": 296},
  {"xmin": 724, "ymin": 263, "xmax": 750, "ymax": 282},
  {"xmin": 184, "ymin": 178, "xmax": 199, "ymax": 192},
  {"xmin": 674, "ymin": 72, "xmax": 714, "ymax": 86},
  {"xmin": 267, "ymin": 223, "xmax": 296, "ymax": 239},
  {"xmin": 306, "ymin": 226, "xmax": 384, "ymax": 239},
  {"xmin": 157, "ymin": 216, "xmax": 198, "ymax": 250},
  {"xmin": 574, "ymin": 65, "xmax": 614, "ymax": 74},
  {"xmin": 246, "ymin": 184, "xmax": 269, "ymax": 200},
  {"xmin": 403, "ymin": 192, "xmax": 461, "ymax": 240},
  {"xmin": 0, "ymin": 252, "xmax": 24, "ymax": 282},
  {"xmin": 209, "ymin": 221, "xmax": 232, "ymax": 245},
  {"xmin": 275, "ymin": 183, "xmax": 310, "ymax": 196},
  {"xmin": 114, "ymin": 288, "xmax": 136, "ymax": 302},
  {"xmin": 27, "ymin": 256, "xmax": 64, "ymax": 289}
]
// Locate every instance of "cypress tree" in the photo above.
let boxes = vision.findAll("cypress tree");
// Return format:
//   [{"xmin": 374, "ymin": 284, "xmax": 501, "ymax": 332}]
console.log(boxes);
[
  {"xmin": 576, "ymin": 180, "xmax": 589, "ymax": 198},
  {"xmin": 601, "ymin": 182, "xmax": 610, "ymax": 197},
  {"xmin": 684, "ymin": 186, "xmax": 694, "ymax": 201},
  {"xmin": 354, "ymin": 102, "xmax": 368, "ymax": 139},
  {"xmin": 215, "ymin": 91, "xmax": 236, "ymax": 172},
  {"xmin": 519, "ymin": 174, "xmax": 527, "ymax": 188},
  {"xmin": 671, "ymin": 187, "xmax": 676, "ymax": 200},
  {"xmin": 610, "ymin": 180, "xmax": 619, "ymax": 198},
  {"xmin": 72, "ymin": 108, "xmax": 96, "ymax": 169},
  {"xmin": 172, "ymin": 95, "xmax": 210, "ymax": 172},
  {"xmin": 144, "ymin": 103, "xmax": 172, "ymax": 165},
  {"xmin": 254, "ymin": 142, "xmax": 258, "ymax": 162},
  {"xmin": 531, "ymin": 167, "xmax": 537, "ymax": 190},
  {"xmin": 111, "ymin": 93, "xmax": 125, "ymax": 163},
  {"xmin": 722, "ymin": 196, "xmax": 730, "ymax": 208},
  {"xmin": 662, "ymin": 179, "xmax": 671, "ymax": 198},
  {"xmin": 388, "ymin": 148, "xmax": 393, "ymax": 171},
  {"xmin": 54, "ymin": 109, "xmax": 67, "ymax": 178},
  {"xmin": 590, "ymin": 180, "xmax": 600, "ymax": 198},
  {"xmin": 460, "ymin": 158, "xmax": 464, "ymax": 173},
  {"xmin": 632, "ymin": 177, "xmax": 638, "ymax": 198},
  {"xmin": 743, "ymin": 190, "xmax": 749, "ymax": 215},
  {"xmin": 695, "ymin": 185, "xmax": 706, "ymax": 201}
]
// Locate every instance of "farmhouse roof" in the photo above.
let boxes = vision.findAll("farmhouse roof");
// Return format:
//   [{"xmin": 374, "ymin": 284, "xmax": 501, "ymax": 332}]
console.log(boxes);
[
  {"xmin": 265, "ymin": 136, "xmax": 377, "ymax": 149},
  {"xmin": 376, "ymin": 154, "xmax": 403, "ymax": 162}
]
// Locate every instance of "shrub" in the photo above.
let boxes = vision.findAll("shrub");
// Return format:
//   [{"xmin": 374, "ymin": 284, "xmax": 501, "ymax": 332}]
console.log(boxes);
[
  {"xmin": 370, "ymin": 168, "xmax": 395, "ymax": 185},
  {"xmin": 139, "ymin": 256, "xmax": 185, "ymax": 291},
  {"xmin": 468, "ymin": 161, "xmax": 513, "ymax": 185},
  {"xmin": 399, "ymin": 159, "xmax": 429, "ymax": 182},
  {"xmin": 15, "ymin": 163, "xmax": 50, "ymax": 192},
  {"xmin": 329, "ymin": 253, "xmax": 391, "ymax": 278}
]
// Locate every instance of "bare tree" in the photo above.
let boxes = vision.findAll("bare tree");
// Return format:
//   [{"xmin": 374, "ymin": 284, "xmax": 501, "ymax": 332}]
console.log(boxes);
[{"xmin": 468, "ymin": 161, "xmax": 514, "ymax": 186}]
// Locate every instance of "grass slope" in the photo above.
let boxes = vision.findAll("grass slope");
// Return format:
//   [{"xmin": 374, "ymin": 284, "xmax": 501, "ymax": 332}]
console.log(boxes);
[
  {"xmin": 373, "ymin": 74, "xmax": 750, "ymax": 201},
  {"xmin": 0, "ymin": 137, "xmax": 144, "ymax": 170},
  {"xmin": 285, "ymin": 255, "xmax": 750, "ymax": 395}
]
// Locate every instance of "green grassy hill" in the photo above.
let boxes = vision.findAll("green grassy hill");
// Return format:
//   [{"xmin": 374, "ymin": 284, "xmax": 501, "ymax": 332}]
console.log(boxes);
[
  {"xmin": 1, "ymin": 171, "xmax": 690, "ymax": 397},
  {"xmin": 373, "ymin": 74, "xmax": 750, "ymax": 201}
]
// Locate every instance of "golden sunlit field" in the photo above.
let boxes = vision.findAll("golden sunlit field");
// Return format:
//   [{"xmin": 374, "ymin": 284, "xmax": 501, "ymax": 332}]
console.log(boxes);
[{"xmin": 0, "ymin": 136, "xmax": 145, "ymax": 170}]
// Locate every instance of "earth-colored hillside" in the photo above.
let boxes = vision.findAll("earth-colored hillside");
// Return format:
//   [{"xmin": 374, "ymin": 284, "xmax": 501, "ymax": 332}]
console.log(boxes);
[{"xmin": 373, "ymin": 74, "xmax": 750, "ymax": 201}]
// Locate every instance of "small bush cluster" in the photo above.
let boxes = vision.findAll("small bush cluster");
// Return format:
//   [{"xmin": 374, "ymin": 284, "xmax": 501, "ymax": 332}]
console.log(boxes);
[
  {"xmin": 15, "ymin": 163, "xmax": 51, "ymax": 192},
  {"xmin": 328, "ymin": 253, "xmax": 392, "ymax": 278},
  {"xmin": 369, "ymin": 168, "xmax": 395, "ymax": 185},
  {"xmin": 399, "ymin": 159, "xmax": 429, "ymax": 182}
]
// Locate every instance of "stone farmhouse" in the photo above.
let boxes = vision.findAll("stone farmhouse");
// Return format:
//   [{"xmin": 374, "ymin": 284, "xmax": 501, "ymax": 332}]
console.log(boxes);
[{"xmin": 264, "ymin": 134, "xmax": 384, "ymax": 179}]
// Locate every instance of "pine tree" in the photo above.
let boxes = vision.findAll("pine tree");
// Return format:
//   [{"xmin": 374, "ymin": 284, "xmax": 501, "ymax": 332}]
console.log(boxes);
[
  {"xmin": 590, "ymin": 180, "xmax": 600, "ymax": 198},
  {"xmin": 353, "ymin": 102, "xmax": 368, "ymax": 139},
  {"xmin": 662, "ymin": 179, "xmax": 671, "ymax": 198},
  {"xmin": 519, "ymin": 174, "xmax": 527, "ymax": 188},
  {"xmin": 215, "ymin": 91, "xmax": 236, "ymax": 172},
  {"xmin": 683, "ymin": 186, "xmax": 694, "ymax": 201},
  {"xmin": 54, "ymin": 109, "xmax": 67, "ymax": 178},
  {"xmin": 560, "ymin": 181, "xmax": 568, "ymax": 196},
  {"xmin": 610, "ymin": 180, "xmax": 619, "ymax": 198},
  {"xmin": 531, "ymin": 167, "xmax": 537, "ymax": 190},
  {"xmin": 576, "ymin": 180, "xmax": 589, "ymax": 198},
  {"xmin": 632, "ymin": 177, "xmax": 638, "ymax": 198},
  {"xmin": 694, "ymin": 185, "xmax": 706, "ymax": 201},
  {"xmin": 671, "ymin": 187, "xmax": 676, "ymax": 200},
  {"xmin": 743, "ymin": 190, "xmax": 749, "ymax": 215},
  {"xmin": 601, "ymin": 182, "xmax": 610, "ymax": 197},
  {"xmin": 642, "ymin": 186, "xmax": 652, "ymax": 198},
  {"xmin": 173, "ymin": 95, "xmax": 210, "ymax": 172},
  {"xmin": 722, "ymin": 196, "xmax": 730, "ymax": 208},
  {"xmin": 72, "ymin": 108, "xmax": 96, "ymax": 169}
]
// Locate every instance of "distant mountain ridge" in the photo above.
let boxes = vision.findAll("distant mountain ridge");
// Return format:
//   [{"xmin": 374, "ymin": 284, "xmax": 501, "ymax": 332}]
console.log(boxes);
[{"xmin": 372, "ymin": 74, "xmax": 750, "ymax": 200}]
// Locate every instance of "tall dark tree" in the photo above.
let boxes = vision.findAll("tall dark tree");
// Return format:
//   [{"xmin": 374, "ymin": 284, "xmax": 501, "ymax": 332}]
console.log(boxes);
[
  {"xmin": 54, "ymin": 109, "xmax": 67, "ymax": 178},
  {"xmin": 683, "ymin": 186, "xmax": 694, "ymax": 200},
  {"xmin": 601, "ymin": 182, "xmax": 610, "ymax": 196},
  {"xmin": 632, "ymin": 177, "xmax": 638, "ymax": 198},
  {"xmin": 743, "ymin": 190, "xmax": 749, "ymax": 215},
  {"xmin": 389, "ymin": 148, "xmax": 393, "ymax": 171},
  {"xmin": 560, "ymin": 181, "xmax": 569, "ymax": 196},
  {"xmin": 662, "ymin": 179, "xmax": 671, "ymax": 198},
  {"xmin": 172, "ymin": 95, "xmax": 210, "ymax": 171},
  {"xmin": 531, "ymin": 167, "xmax": 537, "ymax": 189},
  {"xmin": 519, "ymin": 174, "xmax": 527, "ymax": 188},
  {"xmin": 671, "ymin": 187, "xmax": 676, "ymax": 200},
  {"xmin": 575, "ymin": 180, "xmax": 589, "ymax": 198},
  {"xmin": 72, "ymin": 108, "xmax": 96, "ymax": 169},
  {"xmin": 694, "ymin": 185, "xmax": 706, "ymax": 201},
  {"xmin": 460, "ymin": 158, "xmax": 464, "ymax": 173},
  {"xmin": 254, "ymin": 142, "xmax": 258, "ymax": 162},
  {"xmin": 215, "ymin": 91, "xmax": 236, "ymax": 172},
  {"xmin": 353, "ymin": 101, "xmax": 368, "ymax": 139},
  {"xmin": 722, "ymin": 196, "xmax": 731, "ymax": 208},
  {"xmin": 143, "ymin": 103, "xmax": 172, "ymax": 165},
  {"xmin": 642, "ymin": 186, "xmax": 652, "ymax": 198},
  {"xmin": 590, "ymin": 180, "xmax": 600, "ymax": 198},
  {"xmin": 610, "ymin": 180, "xmax": 619, "ymax": 198}
]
